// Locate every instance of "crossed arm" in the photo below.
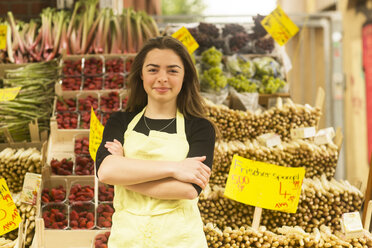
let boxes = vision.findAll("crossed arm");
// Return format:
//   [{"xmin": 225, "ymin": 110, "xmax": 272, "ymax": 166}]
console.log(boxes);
[{"xmin": 97, "ymin": 139, "xmax": 211, "ymax": 200}]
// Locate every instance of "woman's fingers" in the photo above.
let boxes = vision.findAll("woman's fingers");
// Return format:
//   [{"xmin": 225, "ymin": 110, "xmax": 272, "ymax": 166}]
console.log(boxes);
[{"xmin": 105, "ymin": 140, "xmax": 123, "ymax": 156}]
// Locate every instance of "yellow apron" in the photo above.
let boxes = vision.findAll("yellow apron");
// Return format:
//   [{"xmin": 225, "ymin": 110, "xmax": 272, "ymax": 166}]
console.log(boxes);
[{"xmin": 108, "ymin": 107, "xmax": 208, "ymax": 248}]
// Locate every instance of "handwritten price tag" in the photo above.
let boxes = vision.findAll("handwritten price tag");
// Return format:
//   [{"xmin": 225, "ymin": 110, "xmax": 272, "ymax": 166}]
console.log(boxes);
[
  {"xmin": 261, "ymin": 5, "xmax": 299, "ymax": 46},
  {"xmin": 0, "ymin": 87, "xmax": 21, "ymax": 102},
  {"xmin": 89, "ymin": 107, "xmax": 104, "ymax": 161},
  {"xmin": 0, "ymin": 178, "xmax": 22, "ymax": 236},
  {"xmin": 172, "ymin": 26, "xmax": 199, "ymax": 54},
  {"xmin": 224, "ymin": 155, "xmax": 305, "ymax": 213},
  {"xmin": 0, "ymin": 25, "xmax": 7, "ymax": 50}
]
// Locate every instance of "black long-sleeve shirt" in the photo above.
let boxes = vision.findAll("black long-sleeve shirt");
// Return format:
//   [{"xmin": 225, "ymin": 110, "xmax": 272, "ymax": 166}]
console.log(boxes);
[{"xmin": 95, "ymin": 111, "xmax": 216, "ymax": 195}]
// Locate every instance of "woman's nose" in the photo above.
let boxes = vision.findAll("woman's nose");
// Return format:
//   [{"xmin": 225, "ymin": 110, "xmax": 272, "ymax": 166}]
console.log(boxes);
[{"xmin": 156, "ymin": 70, "xmax": 168, "ymax": 83}]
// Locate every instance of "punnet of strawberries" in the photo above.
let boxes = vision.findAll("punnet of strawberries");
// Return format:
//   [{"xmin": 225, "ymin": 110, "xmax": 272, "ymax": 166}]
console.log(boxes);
[
  {"xmin": 100, "ymin": 92, "xmax": 120, "ymax": 112},
  {"xmin": 84, "ymin": 57, "xmax": 103, "ymax": 76},
  {"xmin": 105, "ymin": 58, "xmax": 124, "ymax": 73},
  {"xmin": 69, "ymin": 202, "xmax": 95, "ymax": 229},
  {"xmin": 94, "ymin": 232, "xmax": 110, "ymax": 248},
  {"xmin": 75, "ymin": 156, "xmax": 94, "ymax": 175},
  {"xmin": 43, "ymin": 204, "xmax": 68, "ymax": 229},
  {"xmin": 96, "ymin": 203, "xmax": 114, "ymax": 228},
  {"xmin": 83, "ymin": 77, "xmax": 103, "ymax": 90},
  {"xmin": 103, "ymin": 73, "xmax": 125, "ymax": 89},
  {"xmin": 50, "ymin": 158, "xmax": 74, "ymax": 175},
  {"xmin": 56, "ymin": 112, "xmax": 78, "ymax": 129},
  {"xmin": 74, "ymin": 137, "xmax": 89, "ymax": 155},
  {"xmin": 62, "ymin": 59, "xmax": 82, "ymax": 76},
  {"xmin": 78, "ymin": 95, "xmax": 98, "ymax": 111},
  {"xmin": 68, "ymin": 183, "xmax": 94, "ymax": 202},
  {"xmin": 98, "ymin": 184, "xmax": 114, "ymax": 202},
  {"xmin": 61, "ymin": 77, "xmax": 82, "ymax": 91},
  {"xmin": 56, "ymin": 97, "xmax": 76, "ymax": 111},
  {"xmin": 41, "ymin": 185, "xmax": 66, "ymax": 203}
]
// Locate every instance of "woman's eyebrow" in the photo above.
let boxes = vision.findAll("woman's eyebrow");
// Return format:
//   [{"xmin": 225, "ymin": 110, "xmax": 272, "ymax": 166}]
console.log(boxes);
[
  {"xmin": 167, "ymin": 65, "xmax": 182, "ymax": 69},
  {"xmin": 145, "ymin": 63, "xmax": 160, "ymax": 67},
  {"xmin": 145, "ymin": 64, "xmax": 182, "ymax": 69}
]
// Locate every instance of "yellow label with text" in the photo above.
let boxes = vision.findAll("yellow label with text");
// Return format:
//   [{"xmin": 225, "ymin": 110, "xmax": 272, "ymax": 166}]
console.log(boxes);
[
  {"xmin": 0, "ymin": 87, "xmax": 21, "ymax": 102},
  {"xmin": 0, "ymin": 178, "xmax": 22, "ymax": 236},
  {"xmin": 0, "ymin": 25, "xmax": 7, "ymax": 50},
  {"xmin": 89, "ymin": 107, "xmax": 104, "ymax": 161},
  {"xmin": 172, "ymin": 26, "xmax": 199, "ymax": 54},
  {"xmin": 224, "ymin": 155, "xmax": 305, "ymax": 213},
  {"xmin": 261, "ymin": 5, "xmax": 299, "ymax": 46}
]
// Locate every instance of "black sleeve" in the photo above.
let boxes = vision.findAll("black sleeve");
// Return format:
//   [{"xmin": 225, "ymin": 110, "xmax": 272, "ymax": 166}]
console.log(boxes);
[
  {"xmin": 186, "ymin": 118, "xmax": 216, "ymax": 195},
  {"xmin": 95, "ymin": 112, "xmax": 127, "ymax": 177}
]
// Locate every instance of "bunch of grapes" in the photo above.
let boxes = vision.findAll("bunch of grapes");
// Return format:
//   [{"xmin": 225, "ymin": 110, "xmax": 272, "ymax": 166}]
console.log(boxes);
[
  {"xmin": 253, "ymin": 56, "xmax": 282, "ymax": 78},
  {"xmin": 222, "ymin": 23, "xmax": 246, "ymax": 37},
  {"xmin": 198, "ymin": 22, "xmax": 220, "ymax": 38},
  {"xmin": 258, "ymin": 75, "xmax": 287, "ymax": 94},
  {"xmin": 229, "ymin": 32, "xmax": 251, "ymax": 52},
  {"xmin": 255, "ymin": 36, "xmax": 275, "ymax": 53},
  {"xmin": 201, "ymin": 47, "xmax": 223, "ymax": 67},
  {"xmin": 201, "ymin": 66, "xmax": 227, "ymax": 92},
  {"xmin": 189, "ymin": 28, "xmax": 213, "ymax": 49},
  {"xmin": 252, "ymin": 14, "xmax": 267, "ymax": 39},
  {"xmin": 238, "ymin": 59, "xmax": 256, "ymax": 78},
  {"xmin": 227, "ymin": 75, "xmax": 257, "ymax": 93}
]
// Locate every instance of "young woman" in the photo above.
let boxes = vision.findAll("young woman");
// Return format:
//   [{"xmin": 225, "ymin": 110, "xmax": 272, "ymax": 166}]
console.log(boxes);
[{"xmin": 96, "ymin": 36, "xmax": 216, "ymax": 247}]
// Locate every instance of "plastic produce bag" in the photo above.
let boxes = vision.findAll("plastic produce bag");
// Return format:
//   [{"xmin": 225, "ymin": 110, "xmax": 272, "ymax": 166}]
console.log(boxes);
[
  {"xmin": 253, "ymin": 56, "xmax": 283, "ymax": 78},
  {"xmin": 228, "ymin": 87, "xmax": 259, "ymax": 111},
  {"xmin": 201, "ymin": 87, "xmax": 229, "ymax": 105}
]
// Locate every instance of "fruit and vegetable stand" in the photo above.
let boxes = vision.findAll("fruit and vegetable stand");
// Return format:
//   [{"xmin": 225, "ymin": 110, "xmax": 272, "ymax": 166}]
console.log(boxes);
[{"xmin": 1, "ymin": 4, "xmax": 372, "ymax": 248}]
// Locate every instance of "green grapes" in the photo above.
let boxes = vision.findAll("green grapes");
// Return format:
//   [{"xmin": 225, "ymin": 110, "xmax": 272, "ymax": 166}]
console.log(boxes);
[
  {"xmin": 227, "ymin": 75, "xmax": 257, "ymax": 93},
  {"xmin": 258, "ymin": 75, "xmax": 287, "ymax": 94},
  {"xmin": 253, "ymin": 56, "xmax": 282, "ymax": 77},
  {"xmin": 238, "ymin": 59, "xmax": 255, "ymax": 78},
  {"xmin": 201, "ymin": 66, "xmax": 227, "ymax": 92},
  {"xmin": 201, "ymin": 47, "xmax": 223, "ymax": 67}
]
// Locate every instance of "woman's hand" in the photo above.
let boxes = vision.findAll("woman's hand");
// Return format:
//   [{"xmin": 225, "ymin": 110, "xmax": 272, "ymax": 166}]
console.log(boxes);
[
  {"xmin": 172, "ymin": 156, "xmax": 211, "ymax": 189},
  {"xmin": 104, "ymin": 139, "xmax": 124, "ymax": 156}
]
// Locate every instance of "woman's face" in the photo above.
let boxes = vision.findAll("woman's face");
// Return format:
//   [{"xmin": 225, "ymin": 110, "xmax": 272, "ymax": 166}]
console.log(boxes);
[{"xmin": 141, "ymin": 48, "xmax": 185, "ymax": 106}]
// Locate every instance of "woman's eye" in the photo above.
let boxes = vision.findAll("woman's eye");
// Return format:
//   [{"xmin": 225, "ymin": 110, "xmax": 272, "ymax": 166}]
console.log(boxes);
[
  {"xmin": 169, "ymin": 70, "xmax": 178, "ymax": 73},
  {"xmin": 148, "ymin": 68, "xmax": 157, "ymax": 72}
]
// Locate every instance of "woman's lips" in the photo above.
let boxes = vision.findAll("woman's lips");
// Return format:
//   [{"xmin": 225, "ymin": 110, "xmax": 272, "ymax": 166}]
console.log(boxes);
[{"xmin": 153, "ymin": 87, "xmax": 170, "ymax": 93}]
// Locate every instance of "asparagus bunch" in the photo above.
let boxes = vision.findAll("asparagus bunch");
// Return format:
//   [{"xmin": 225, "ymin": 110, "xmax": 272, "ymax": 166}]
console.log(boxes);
[
  {"xmin": 0, "ymin": 148, "xmax": 42, "ymax": 192},
  {"xmin": 199, "ymin": 175, "xmax": 363, "ymax": 232},
  {"xmin": 205, "ymin": 98, "xmax": 321, "ymax": 142},
  {"xmin": 0, "ymin": 59, "xmax": 59, "ymax": 142},
  {"xmin": 204, "ymin": 223, "xmax": 372, "ymax": 248},
  {"xmin": 211, "ymin": 139, "xmax": 339, "ymax": 187}
]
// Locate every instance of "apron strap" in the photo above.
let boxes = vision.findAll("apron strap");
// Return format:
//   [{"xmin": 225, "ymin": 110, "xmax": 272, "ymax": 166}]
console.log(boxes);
[
  {"xmin": 176, "ymin": 109, "xmax": 186, "ymax": 137},
  {"xmin": 127, "ymin": 107, "xmax": 146, "ymax": 132}
]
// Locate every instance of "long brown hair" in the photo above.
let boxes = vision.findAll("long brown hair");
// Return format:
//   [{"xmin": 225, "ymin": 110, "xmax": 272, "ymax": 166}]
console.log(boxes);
[{"xmin": 125, "ymin": 36, "xmax": 206, "ymax": 120}]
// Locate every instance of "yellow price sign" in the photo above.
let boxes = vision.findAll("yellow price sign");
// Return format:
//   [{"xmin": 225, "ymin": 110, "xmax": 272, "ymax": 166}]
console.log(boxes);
[
  {"xmin": 0, "ymin": 25, "xmax": 7, "ymax": 50},
  {"xmin": 89, "ymin": 107, "xmax": 104, "ymax": 161},
  {"xmin": 0, "ymin": 87, "xmax": 21, "ymax": 102},
  {"xmin": 224, "ymin": 155, "xmax": 305, "ymax": 213},
  {"xmin": 0, "ymin": 178, "xmax": 22, "ymax": 236},
  {"xmin": 172, "ymin": 26, "xmax": 199, "ymax": 54},
  {"xmin": 261, "ymin": 5, "xmax": 299, "ymax": 46}
]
